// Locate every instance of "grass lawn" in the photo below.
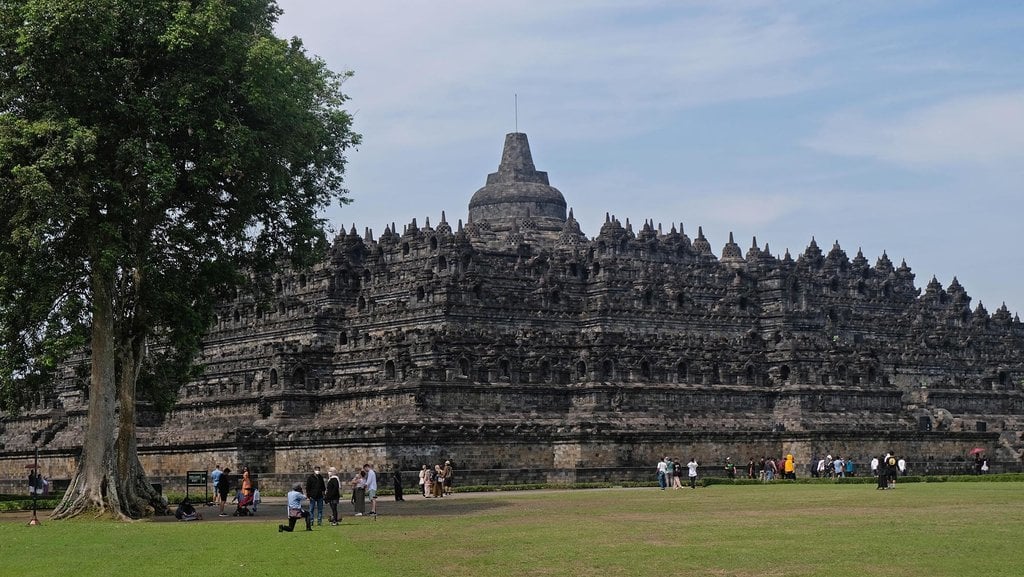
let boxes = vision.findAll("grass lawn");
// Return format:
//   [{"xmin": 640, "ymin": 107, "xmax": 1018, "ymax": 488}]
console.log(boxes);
[{"xmin": 1, "ymin": 482, "xmax": 1021, "ymax": 577}]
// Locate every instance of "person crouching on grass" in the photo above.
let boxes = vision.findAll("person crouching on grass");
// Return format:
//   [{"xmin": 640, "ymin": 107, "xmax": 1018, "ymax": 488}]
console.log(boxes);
[{"xmin": 279, "ymin": 483, "xmax": 312, "ymax": 532}]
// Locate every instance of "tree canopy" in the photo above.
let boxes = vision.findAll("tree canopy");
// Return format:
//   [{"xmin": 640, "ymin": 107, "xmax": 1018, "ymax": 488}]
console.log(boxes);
[{"xmin": 0, "ymin": 0, "xmax": 360, "ymax": 518}]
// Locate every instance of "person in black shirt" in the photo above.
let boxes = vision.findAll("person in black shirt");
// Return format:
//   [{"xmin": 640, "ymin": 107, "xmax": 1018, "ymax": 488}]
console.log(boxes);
[
  {"xmin": 392, "ymin": 467, "xmax": 404, "ymax": 501},
  {"xmin": 217, "ymin": 468, "xmax": 232, "ymax": 516},
  {"xmin": 325, "ymin": 467, "xmax": 342, "ymax": 525},
  {"xmin": 305, "ymin": 466, "xmax": 326, "ymax": 526}
]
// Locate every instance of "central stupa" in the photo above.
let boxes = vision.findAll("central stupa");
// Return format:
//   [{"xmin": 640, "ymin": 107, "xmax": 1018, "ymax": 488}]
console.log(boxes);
[{"xmin": 467, "ymin": 132, "xmax": 567, "ymax": 235}]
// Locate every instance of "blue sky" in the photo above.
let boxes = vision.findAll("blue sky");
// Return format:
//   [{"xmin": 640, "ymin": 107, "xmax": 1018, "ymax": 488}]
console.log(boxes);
[{"xmin": 275, "ymin": 1, "xmax": 1024, "ymax": 315}]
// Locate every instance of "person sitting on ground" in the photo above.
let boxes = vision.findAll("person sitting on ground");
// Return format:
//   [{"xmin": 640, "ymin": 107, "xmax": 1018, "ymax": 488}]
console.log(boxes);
[
  {"xmin": 175, "ymin": 498, "xmax": 202, "ymax": 521},
  {"xmin": 279, "ymin": 483, "xmax": 312, "ymax": 532}
]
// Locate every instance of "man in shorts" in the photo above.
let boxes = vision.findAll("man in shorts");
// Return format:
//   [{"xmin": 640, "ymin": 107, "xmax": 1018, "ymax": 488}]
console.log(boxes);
[{"xmin": 210, "ymin": 464, "xmax": 222, "ymax": 505}]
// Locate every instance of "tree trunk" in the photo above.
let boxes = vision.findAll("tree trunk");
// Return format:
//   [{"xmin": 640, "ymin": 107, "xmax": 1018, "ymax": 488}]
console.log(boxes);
[
  {"xmin": 115, "ymin": 332, "xmax": 167, "ymax": 517},
  {"xmin": 52, "ymin": 269, "xmax": 124, "ymax": 519}
]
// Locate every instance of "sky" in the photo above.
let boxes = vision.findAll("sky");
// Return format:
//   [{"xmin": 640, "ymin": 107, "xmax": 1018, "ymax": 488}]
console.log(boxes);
[{"xmin": 274, "ymin": 1, "xmax": 1024, "ymax": 315}]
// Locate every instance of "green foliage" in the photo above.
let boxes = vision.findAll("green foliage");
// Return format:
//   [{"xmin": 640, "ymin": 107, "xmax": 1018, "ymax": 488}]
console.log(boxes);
[
  {"xmin": 0, "ymin": 497, "xmax": 61, "ymax": 512},
  {"xmin": 0, "ymin": 0, "xmax": 360, "ymax": 413}
]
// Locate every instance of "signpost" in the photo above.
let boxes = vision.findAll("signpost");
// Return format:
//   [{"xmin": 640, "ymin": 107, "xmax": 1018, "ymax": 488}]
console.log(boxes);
[{"xmin": 185, "ymin": 470, "xmax": 208, "ymax": 504}]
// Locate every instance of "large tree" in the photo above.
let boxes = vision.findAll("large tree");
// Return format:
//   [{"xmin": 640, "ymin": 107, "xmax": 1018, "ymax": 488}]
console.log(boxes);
[{"xmin": 0, "ymin": 0, "xmax": 359, "ymax": 519}]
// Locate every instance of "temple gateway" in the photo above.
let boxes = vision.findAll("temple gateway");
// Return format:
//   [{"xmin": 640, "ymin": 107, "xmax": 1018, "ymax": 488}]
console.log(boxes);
[{"xmin": 3, "ymin": 133, "xmax": 1023, "ymax": 491}]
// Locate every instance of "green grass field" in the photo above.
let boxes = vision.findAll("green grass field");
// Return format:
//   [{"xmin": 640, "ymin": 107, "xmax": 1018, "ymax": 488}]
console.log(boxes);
[{"xmin": 1, "ymin": 482, "xmax": 1021, "ymax": 577}]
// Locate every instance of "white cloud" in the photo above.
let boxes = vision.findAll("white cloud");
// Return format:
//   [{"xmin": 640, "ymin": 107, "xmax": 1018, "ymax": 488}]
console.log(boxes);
[
  {"xmin": 807, "ymin": 91, "xmax": 1024, "ymax": 169},
  {"xmin": 276, "ymin": 1, "xmax": 821, "ymax": 147}
]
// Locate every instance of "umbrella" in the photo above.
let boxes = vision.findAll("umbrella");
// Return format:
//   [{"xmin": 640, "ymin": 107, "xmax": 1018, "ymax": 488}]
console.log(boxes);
[{"xmin": 969, "ymin": 447, "xmax": 985, "ymax": 455}]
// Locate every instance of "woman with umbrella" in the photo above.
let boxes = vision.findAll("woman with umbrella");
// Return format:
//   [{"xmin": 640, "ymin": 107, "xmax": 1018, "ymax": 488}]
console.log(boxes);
[{"xmin": 971, "ymin": 448, "xmax": 985, "ymax": 474}]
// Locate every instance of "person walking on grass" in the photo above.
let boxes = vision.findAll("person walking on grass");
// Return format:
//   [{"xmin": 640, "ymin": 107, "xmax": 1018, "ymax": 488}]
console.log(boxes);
[{"xmin": 687, "ymin": 458, "xmax": 699, "ymax": 489}]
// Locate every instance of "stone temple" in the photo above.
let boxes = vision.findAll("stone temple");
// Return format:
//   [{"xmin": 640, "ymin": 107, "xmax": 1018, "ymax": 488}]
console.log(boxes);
[{"xmin": 3, "ymin": 132, "xmax": 1024, "ymax": 490}]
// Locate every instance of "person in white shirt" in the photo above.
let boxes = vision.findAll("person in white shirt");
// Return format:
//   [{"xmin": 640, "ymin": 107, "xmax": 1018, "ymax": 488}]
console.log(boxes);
[
  {"xmin": 686, "ymin": 458, "xmax": 699, "ymax": 489},
  {"xmin": 870, "ymin": 457, "xmax": 879, "ymax": 477},
  {"xmin": 656, "ymin": 457, "xmax": 667, "ymax": 490},
  {"xmin": 833, "ymin": 456, "xmax": 845, "ymax": 478},
  {"xmin": 363, "ymin": 463, "xmax": 378, "ymax": 516}
]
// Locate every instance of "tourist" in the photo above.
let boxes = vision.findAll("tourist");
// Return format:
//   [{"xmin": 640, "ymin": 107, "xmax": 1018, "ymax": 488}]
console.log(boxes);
[
  {"xmin": 764, "ymin": 457, "xmax": 775, "ymax": 481},
  {"xmin": 897, "ymin": 457, "xmax": 907, "ymax": 477},
  {"xmin": 974, "ymin": 453, "xmax": 984, "ymax": 474},
  {"xmin": 981, "ymin": 458, "xmax": 990, "ymax": 474},
  {"xmin": 443, "ymin": 460, "xmax": 454, "ymax": 495},
  {"xmin": 833, "ymin": 456, "xmax": 845, "ymax": 479},
  {"xmin": 870, "ymin": 456, "xmax": 879, "ymax": 477},
  {"xmin": 876, "ymin": 455, "xmax": 889, "ymax": 489},
  {"xmin": 364, "ymin": 463, "xmax": 378, "ymax": 515},
  {"xmin": 421, "ymin": 464, "xmax": 433, "ymax": 498},
  {"xmin": 686, "ymin": 458, "xmax": 699, "ymax": 489},
  {"xmin": 672, "ymin": 458, "xmax": 683, "ymax": 489},
  {"xmin": 325, "ymin": 466, "xmax": 342, "ymax": 525},
  {"xmin": 665, "ymin": 458, "xmax": 675, "ymax": 487},
  {"xmin": 885, "ymin": 453, "xmax": 898, "ymax": 488},
  {"xmin": 175, "ymin": 497, "xmax": 202, "ymax": 521},
  {"xmin": 306, "ymin": 465, "xmax": 326, "ymax": 526},
  {"xmin": 784, "ymin": 454, "xmax": 795, "ymax": 480},
  {"xmin": 724, "ymin": 457, "xmax": 735, "ymax": 479},
  {"xmin": 845, "ymin": 457, "xmax": 856, "ymax": 477},
  {"xmin": 747, "ymin": 458, "xmax": 757, "ymax": 479},
  {"xmin": 279, "ymin": 483, "xmax": 312, "ymax": 532},
  {"xmin": 217, "ymin": 467, "xmax": 231, "ymax": 516},
  {"xmin": 210, "ymin": 464, "xmax": 222, "ymax": 505},
  {"xmin": 433, "ymin": 464, "xmax": 445, "ymax": 497},
  {"xmin": 656, "ymin": 457, "xmax": 667, "ymax": 489},
  {"xmin": 393, "ymin": 466, "xmax": 405, "ymax": 501},
  {"xmin": 241, "ymin": 466, "xmax": 254, "ymax": 510},
  {"xmin": 351, "ymin": 469, "xmax": 367, "ymax": 515}
]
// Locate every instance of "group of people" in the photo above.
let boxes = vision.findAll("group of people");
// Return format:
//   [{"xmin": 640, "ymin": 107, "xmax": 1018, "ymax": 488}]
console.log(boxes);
[
  {"xmin": 973, "ymin": 453, "xmax": 991, "ymax": 474},
  {"xmin": 813, "ymin": 455, "xmax": 859, "ymax": 479},
  {"xmin": 210, "ymin": 464, "xmax": 258, "ymax": 517},
  {"xmin": 418, "ymin": 461, "xmax": 454, "ymax": 497},
  {"xmin": 289, "ymin": 463, "xmax": 381, "ymax": 531},
  {"xmin": 26, "ymin": 470, "xmax": 49, "ymax": 496},
  {"xmin": 654, "ymin": 453, "xmax": 912, "ymax": 484},
  {"xmin": 739, "ymin": 455, "xmax": 796, "ymax": 481},
  {"xmin": 656, "ymin": 457, "xmax": 700, "ymax": 489},
  {"xmin": 874, "ymin": 453, "xmax": 903, "ymax": 489}
]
